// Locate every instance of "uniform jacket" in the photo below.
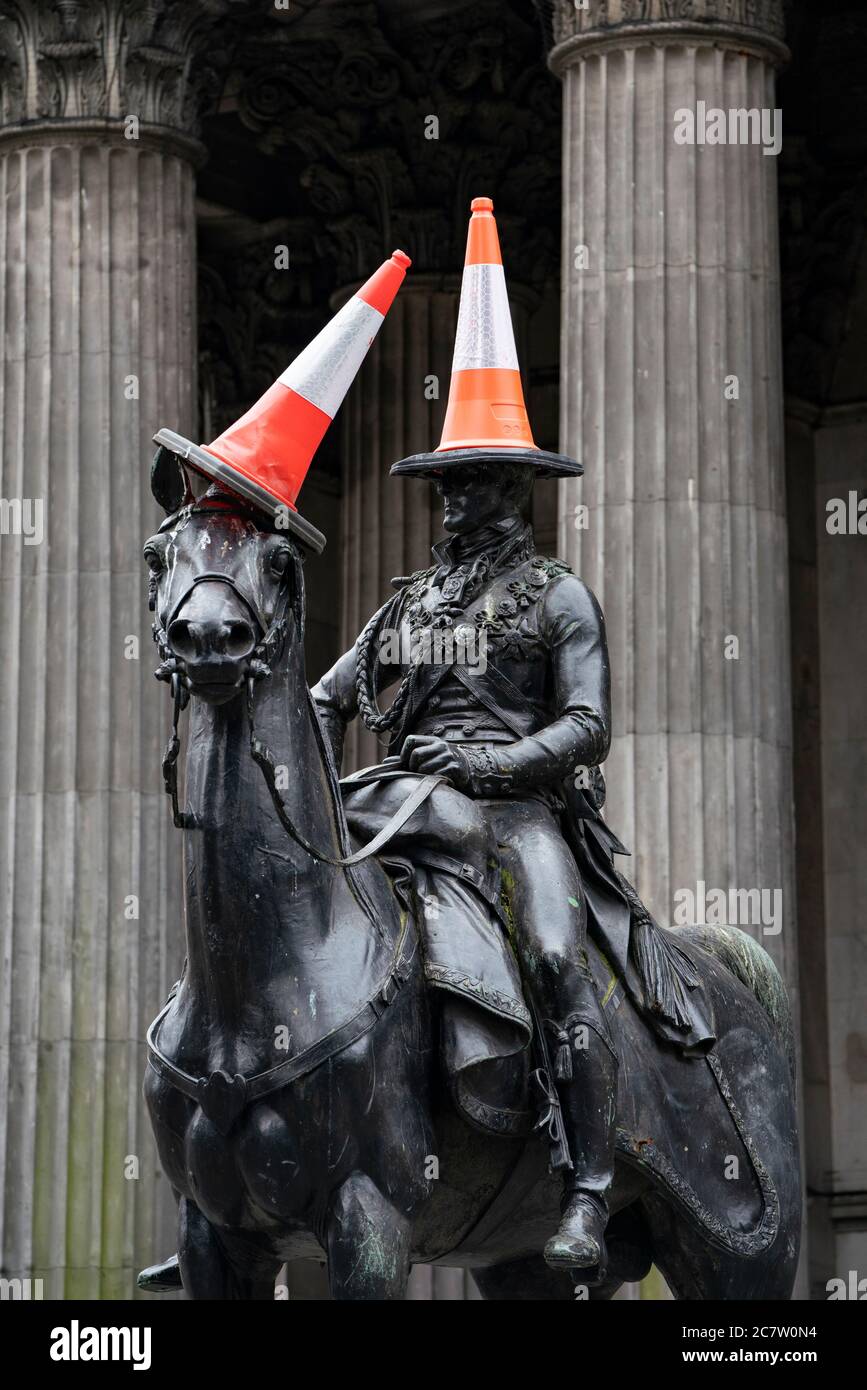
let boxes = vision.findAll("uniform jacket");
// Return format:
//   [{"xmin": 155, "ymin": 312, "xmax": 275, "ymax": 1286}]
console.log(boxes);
[{"xmin": 314, "ymin": 518, "xmax": 610, "ymax": 790}]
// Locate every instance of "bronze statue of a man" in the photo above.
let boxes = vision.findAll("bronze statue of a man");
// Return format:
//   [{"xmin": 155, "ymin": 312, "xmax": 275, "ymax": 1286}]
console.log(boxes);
[
  {"xmin": 313, "ymin": 453, "xmax": 617, "ymax": 1273},
  {"xmin": 311, "ymin": 197, "xmax": 715, "ymax": 1275}
]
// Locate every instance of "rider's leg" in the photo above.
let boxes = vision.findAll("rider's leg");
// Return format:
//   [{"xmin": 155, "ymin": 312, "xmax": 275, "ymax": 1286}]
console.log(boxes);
[{"xmin": 488, "ymin": 798, "xmax": 618, "ymax": 1277}]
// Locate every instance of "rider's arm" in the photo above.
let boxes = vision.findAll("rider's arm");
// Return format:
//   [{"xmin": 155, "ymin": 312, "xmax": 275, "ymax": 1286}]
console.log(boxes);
[
  {"xmin": 457, "ymin": 574, "xmax": 611, "ymax": 796},
  {"xmin": 311, "ymin": 597, "xmax": 405, "ymax": 768},
  {"xmin": 311, "ymin": 645, "xmax": 357, "ymax": 769}
]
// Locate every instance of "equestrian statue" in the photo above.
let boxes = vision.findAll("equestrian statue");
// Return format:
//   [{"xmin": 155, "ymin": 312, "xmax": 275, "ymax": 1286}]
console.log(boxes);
[{"xmin": 138, "ymin": 200, "xmax": 801, "ymax": 1300}]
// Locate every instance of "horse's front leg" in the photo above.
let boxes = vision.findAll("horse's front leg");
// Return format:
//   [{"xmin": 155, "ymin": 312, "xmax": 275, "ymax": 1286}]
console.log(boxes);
[
  {"xmin": 178, "ymin": 1197, "xmax": 278, "ymax": 1300},
  {"xmin": 326, "ymin": 1173, "xmax": 412, "ymax": 1301},
  {"xmin": 177, "ymin": 1196, "xmax": 236, "ymax": 1299}
]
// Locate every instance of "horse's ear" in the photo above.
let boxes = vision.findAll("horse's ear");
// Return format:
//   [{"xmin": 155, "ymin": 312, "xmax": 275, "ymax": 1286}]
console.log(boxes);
[{"xmin": 151, "ymin": 445, "xmax": 188, "ymax": 514}]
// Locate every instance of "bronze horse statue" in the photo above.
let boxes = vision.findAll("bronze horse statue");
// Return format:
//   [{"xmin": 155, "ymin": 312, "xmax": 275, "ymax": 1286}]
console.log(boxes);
[{"xmin": 141, "ymin": 484, "xmax": 801, "ymax": 1300}]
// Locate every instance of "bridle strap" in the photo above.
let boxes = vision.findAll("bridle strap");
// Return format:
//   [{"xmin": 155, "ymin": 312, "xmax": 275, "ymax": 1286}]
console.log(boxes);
[
  {"xmin": 162, "ymin": 676, "xmax": 193, "ymax": 830},
  {"xmin": 156, "ymin": 569, "xmax": 291, "ymax": 832},
  {"xmin": 164, "ymin": 570, "xmax": 269, "ymax": 640}
]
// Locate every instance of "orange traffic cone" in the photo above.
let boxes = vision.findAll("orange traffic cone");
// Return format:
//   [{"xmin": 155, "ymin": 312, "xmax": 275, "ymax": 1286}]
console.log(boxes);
[
  {"xmin": 391, "ymin": 198, "xmax": 581, "ymax": 479},
  {"xmin": 439, "ymin": 195, "xmax": 534, "ymax": 452},
  {"xmin": 154, "ymin": 249, "xmax": 411, "ymax": 534}
]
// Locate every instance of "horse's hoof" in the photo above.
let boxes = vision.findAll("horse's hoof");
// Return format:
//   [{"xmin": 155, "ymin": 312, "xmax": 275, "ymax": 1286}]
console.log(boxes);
[{"xmin": 137, "ymin": 1254, "xmax": 183, "ymax": 1293}]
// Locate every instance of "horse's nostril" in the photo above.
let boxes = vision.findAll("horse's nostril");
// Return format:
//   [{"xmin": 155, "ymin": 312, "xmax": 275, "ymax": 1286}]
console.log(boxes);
[
  {"xmin": 224, "ymin": 620, "xmax": 256, "ymax": 659},
  {"xmin": 167, "ymin": 618, "xmax": 198, "ymax": 660}
]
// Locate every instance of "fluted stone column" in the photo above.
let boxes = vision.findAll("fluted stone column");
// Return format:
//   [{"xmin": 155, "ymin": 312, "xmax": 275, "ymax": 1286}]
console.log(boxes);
[
  {"xmin": 0, "ymin": 1, "xmax": 214, "ymax": 1298},
  {"xmin": 549, "ymin": 0, "xmax": 796, "ymax": 974},
  {"xmin": 549, "ymin": 0, "xmax": 800, "ymax": 1290}
]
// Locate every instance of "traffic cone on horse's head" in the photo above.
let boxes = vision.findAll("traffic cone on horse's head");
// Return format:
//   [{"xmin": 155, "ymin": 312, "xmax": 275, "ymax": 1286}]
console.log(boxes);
[
  {"xmin": 154, "ymin": 250, "xmax": 411, "ymax": 543},
  {"xmin": 391, "ymin": 198, "xmax": 581, "ymax": 479}
]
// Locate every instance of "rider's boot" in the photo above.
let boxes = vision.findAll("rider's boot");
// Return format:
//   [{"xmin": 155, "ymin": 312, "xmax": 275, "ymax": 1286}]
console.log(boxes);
[
  {"xmin": 542, "ymin": 1016, "xmax": 618, "ymax": 1280},
  {"xmin": 137, "ymin": 1254, "xmax": 183, "ymax": 1293}
]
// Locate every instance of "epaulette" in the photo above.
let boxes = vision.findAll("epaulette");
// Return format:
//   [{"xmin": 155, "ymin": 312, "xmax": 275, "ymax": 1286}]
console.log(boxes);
[
  {"xmin": 533, "ymin": 556, "xmax": 573, "ymax": 579},
  {"xmin": 390, "ymin": 565, "xmax": 436, "ymax": 591}
]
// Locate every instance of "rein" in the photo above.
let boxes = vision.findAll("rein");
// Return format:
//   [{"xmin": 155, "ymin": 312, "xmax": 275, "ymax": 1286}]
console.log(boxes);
[
  {"xmin": 246, "ymin": 676, "xmax": 442, "ymax": 867},
  {"xmin": 154, "ymin": 555, "xmax": 442, "ymax": 865},
  {"xmin": 161, "ymin": 675, "xmax": 192, "ymax": 830}
]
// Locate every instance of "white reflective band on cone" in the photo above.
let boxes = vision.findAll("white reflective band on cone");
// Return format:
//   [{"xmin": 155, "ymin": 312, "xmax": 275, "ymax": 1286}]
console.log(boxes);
[
  {"xmin": 279, "ymin": 295, "xmax": 385, "ymax": 417},
  {"xmin": 451, "ymin": 262, "xmax": 520, "ymax": 373}
]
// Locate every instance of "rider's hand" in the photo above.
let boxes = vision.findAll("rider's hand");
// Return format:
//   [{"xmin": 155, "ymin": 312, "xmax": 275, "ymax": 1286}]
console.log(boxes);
[{"xmin": 399, "ymin": 735, "xmax": 470, "ymax": 790}]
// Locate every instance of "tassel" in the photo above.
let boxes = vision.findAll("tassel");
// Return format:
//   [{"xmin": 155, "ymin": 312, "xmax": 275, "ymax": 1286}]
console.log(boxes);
[
  {"xmin": 614, "ymin": 868, "xmax": 702, "ymax": 1032},
  {"xmin": 530, "ymin": 1068, "xmax": 573, "ymax": 1172},
  {"xmin": 631, "ymin": 911, "xmax": 701, "ymax": 1031},
  {"xmin": 545, "ymin": 1021, "xmax": 573, "ymax": 1081}
]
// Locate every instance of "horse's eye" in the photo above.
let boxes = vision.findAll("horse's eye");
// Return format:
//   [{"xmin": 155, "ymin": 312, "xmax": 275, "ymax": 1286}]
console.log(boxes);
[
  {"xmin": 144, "ymin": 546, "xmax": 164, "ymax": 574},
  {"xmin": 270, "ymin": 548, "xmax": 291, "ymax": 577}
]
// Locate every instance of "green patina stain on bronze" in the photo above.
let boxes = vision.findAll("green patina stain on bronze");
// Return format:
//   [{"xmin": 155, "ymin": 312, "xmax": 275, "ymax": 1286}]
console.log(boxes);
[
  {"xmin": 498, "ymin": 867, "xmax": 518, "ymax": 950},
  {"xmin": 593, "ymin": 944, "xmax": 619, "ymax": 1007},
  {"xmin": 499, "ymin": 871, "xmax": 620, "ymax": 1004},
  {"xmin": 499, "ymin": 866, "xmax": 544, "ymax": 973},
  {"xmin": 692, "ymin": 926, "xmax": 792, "ymax": 1056}
]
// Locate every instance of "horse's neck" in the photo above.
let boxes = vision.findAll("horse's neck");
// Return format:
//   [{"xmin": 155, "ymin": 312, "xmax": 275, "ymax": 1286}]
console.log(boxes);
[{"xmin": 180, "ymin": 643, "xmax": 346, "ymax": 1025}]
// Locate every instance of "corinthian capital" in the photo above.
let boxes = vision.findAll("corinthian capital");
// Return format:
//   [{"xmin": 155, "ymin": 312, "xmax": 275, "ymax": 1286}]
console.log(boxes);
[
  {"xmin": 541, "ymin": 0, "xmax": 787, "ymax": 70},
  {"xmin": 0, "ymin": 0, "xmax": 243, "ymax": 138}
]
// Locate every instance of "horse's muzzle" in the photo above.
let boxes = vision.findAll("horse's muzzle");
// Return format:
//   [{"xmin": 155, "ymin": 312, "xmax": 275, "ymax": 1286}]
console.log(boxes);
[{"xmin": 166, "ymin": 615, "xmax": 256, "ymax": 701}]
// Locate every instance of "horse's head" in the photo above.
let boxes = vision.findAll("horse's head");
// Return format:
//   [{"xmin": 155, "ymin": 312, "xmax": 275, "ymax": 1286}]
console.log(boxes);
[{"xmin": 144, "ymin": 495, "xmax": 300, "ymax": 706}]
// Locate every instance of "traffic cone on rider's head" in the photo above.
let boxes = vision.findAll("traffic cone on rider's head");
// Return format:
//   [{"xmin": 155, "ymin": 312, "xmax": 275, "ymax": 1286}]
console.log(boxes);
[
  {"xmin": 153, "ymin": 250, "xmax": 411, "ymax": 546},
  {"xmin": 391, "ymin": 198, "xmax": 581, "ymax": 478},
  {"xmin": 439, "ymin": 195, "xmax": 534, "ymax": 452}
]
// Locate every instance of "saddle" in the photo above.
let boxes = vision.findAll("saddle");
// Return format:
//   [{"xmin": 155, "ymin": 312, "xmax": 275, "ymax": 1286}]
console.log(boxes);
[{"xmin": 340, "ymin": 753, "xmax": 716, "ymax": 1141}]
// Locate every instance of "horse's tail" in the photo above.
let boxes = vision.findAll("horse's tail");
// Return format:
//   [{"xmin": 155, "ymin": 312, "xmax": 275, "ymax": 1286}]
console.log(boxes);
[{"xmin": 680, "ymin": 925, "xmax": 796, "ymax": 1083}]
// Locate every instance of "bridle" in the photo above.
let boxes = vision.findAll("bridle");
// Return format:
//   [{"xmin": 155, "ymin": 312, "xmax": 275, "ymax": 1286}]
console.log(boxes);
[
  {"xmin": 153, "ymin": 557, "xmax": 296, "ymax": 832},
  {"xmin": 157, "ymin": 570, "xmax": 287, "ymax": 685}
]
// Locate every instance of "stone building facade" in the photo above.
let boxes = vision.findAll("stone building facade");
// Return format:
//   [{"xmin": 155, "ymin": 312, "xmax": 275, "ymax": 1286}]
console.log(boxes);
[{"xmin": 0, "ymin": 0, "xmax": 864, "ymax": 1300}]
